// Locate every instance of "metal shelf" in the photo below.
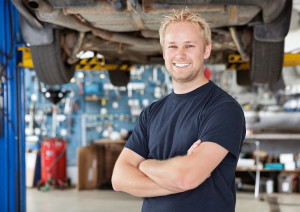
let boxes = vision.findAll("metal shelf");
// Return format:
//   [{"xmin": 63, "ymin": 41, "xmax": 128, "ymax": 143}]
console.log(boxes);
[
  {"xmin": 245, "ymin": 133, "xmax": 300, "ymax": 141},
  {"xmin": 236, "ymin": 168, "xmax": 300, "ymax": 173}
]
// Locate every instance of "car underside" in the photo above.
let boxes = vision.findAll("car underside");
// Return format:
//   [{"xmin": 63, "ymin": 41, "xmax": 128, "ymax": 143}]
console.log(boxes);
[{"xmin": 12, "ymin": 0, "xmax": 292, "ymax": 85}]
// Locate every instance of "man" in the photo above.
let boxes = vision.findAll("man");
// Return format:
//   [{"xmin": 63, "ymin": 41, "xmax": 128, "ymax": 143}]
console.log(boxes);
[{"xmin": 112, "ymin": 8, "xmax": 245, "ymax": 212}]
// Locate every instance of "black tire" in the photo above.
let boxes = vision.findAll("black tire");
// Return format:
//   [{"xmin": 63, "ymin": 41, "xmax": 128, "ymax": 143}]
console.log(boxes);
[
  {"xmin": 30, "ymin": 29, "xmax": 76, "ymax": 85},
  {"xmin": 108, "ymin": 70, "xmax": 130, "ymax": 86},
  {"xmin": 236, "ymin": 69, "xmax": 252, "ymax": 86},
  {"xmin": 251, "ymin": 39, "xmax": 284, "ymax": 84}
]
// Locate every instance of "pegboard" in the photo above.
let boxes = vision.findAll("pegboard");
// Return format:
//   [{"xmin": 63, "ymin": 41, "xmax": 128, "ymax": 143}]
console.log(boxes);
[{"xmin": 24, "ymin": 66, "xmax": 171, "ymax": 165}]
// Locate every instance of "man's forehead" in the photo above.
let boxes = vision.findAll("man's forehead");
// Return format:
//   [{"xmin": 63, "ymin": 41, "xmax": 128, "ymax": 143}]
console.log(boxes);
[
  {"xmin": 165, "ymin": 22, "xmax": 201, "ymax": 35},
  {"xmin": 165, "ymin": 21, "xmax": 201, "ymax": 31}
]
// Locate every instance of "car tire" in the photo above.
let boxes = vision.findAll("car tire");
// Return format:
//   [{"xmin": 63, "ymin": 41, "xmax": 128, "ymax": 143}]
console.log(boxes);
[
  {"xmin": 108, "ymin": 70, "xmax": 130, "ymax": 86},
  {"xmin": 251, "ymin": 39, "xmax": 284, "ymax": 84},
  {"xmin": 30, "ymin": 29, "xmax": 76, "ymax": 85}
]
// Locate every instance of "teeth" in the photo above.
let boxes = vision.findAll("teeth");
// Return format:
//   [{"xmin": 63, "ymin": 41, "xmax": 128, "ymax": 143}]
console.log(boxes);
[{"xmin": 175, "ymin": 63, "xmax": 190, "ymax": 67}]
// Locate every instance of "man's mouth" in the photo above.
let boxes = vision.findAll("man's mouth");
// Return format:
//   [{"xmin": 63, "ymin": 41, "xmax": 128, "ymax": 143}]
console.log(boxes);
[{"xmin": 173, "ymin": 63, "xmax": 190, "ymax": 68}]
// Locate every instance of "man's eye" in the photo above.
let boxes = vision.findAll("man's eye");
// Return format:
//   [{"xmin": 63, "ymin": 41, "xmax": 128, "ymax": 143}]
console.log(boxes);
[
  {"xmin": 187, "ymin": 45, "xmax": 194, "ymax": 48},
  {"xmin": 168, "ymin": 46, "xmax": 176, "ymax": 48}
]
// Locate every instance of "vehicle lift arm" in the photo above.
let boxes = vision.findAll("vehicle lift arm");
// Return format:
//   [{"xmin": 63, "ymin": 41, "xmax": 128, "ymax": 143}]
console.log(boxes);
[{"xmin": 0, "ymin": 1, "xmax": 26, "ymax": 212}]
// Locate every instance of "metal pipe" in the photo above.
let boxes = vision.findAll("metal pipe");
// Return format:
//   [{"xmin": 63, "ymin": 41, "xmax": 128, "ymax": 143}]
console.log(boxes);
[
  {"xmin": 67, "ymin": 32, "xmax": 85, "ymax": 64},
  {"xmin": 91, "ymin": 27, "xmax": 160, "ymax": 48},
  {"xmin": 229, "ymin": 27, "xmax": 250, "ymax": 62},
  {"xmin": 11, "ymin": 0, "xmax": 43, "ymax": 29},
  {"xmin": 254, "ymin": 140, "xmax": 260, "ymax": 199},
  {"xmin": 27, "ymin": 0, "xmax": 53, "ymax": 13},
  {"xmin": 70, "ymin": 14, "xmax": 160, "ymax": 49},
  {"xmin": 34, "ymin": 9, "xmax": 90, "ymax": 32},
  {"xmin": 51, "ymin": 105, "xmax": 57, "ymax": 138}
]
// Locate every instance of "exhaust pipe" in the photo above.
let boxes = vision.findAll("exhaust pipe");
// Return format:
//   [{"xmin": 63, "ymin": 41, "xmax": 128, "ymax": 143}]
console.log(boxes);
[
  {"xmin": 27, "ymin": 0, "xmax": 53, "ymax": 13},
  {"xmin": 26, "ymin": 0, "xmax": 90, "ymax": 32}
]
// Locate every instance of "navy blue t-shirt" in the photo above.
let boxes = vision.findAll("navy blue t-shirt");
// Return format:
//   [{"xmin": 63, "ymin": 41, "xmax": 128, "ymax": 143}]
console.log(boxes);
[{"xmin": 125, "ymin": 81, "xmax": 246, "ymax": 212}]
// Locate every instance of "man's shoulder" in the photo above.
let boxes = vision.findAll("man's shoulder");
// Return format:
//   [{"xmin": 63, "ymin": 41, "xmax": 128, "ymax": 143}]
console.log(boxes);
[
  {"xmin": 200, "ymin": 85, "xmax": 244, "ymax": 121},
  {"xmin": 145, "ymin": 94, "xmax": 171, "ymax": 114},
  {"xmin": 210, "ymin": 85, "xmax": 242, "ymax": 110}
]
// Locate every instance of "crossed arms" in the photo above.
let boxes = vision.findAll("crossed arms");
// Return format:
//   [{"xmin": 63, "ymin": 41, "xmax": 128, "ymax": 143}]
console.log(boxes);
[{"xmin": 111, "ymin": 140, "xmax": 228, "ymax": 197}]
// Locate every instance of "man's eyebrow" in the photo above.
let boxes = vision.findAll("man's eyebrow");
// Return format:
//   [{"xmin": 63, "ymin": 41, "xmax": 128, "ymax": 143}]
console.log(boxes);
[{"xmin": 166, "ymin": 41, "xmax": 195, "ymax": 44}]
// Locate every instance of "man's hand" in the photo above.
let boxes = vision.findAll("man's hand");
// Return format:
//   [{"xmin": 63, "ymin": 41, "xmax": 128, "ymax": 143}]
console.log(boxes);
[{"xmin": 187, "ymin": 140, "xmax": 201, "ymax": 155}]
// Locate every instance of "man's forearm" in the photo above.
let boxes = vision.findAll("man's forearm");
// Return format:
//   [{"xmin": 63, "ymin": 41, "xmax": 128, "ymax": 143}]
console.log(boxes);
[
  {"xmin": 139, "ymin": 156, "xmax": 189, "ymax": 192},
  {"xmin": 138, "ymin": 140, "xmax": 202, "ymax": 191},
  {"xmin": 112, "ymin": 161, "xmax": 180, "ymax": 197},
  {"xmin": 139, "ymin": 142, "xmax": 227, "ymax": 192}
]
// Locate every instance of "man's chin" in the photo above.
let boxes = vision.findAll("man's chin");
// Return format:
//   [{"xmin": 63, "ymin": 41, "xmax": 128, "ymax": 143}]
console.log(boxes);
[{"xmin": 171, "ymin": 76, "xmax": 194, "ymax": 83}]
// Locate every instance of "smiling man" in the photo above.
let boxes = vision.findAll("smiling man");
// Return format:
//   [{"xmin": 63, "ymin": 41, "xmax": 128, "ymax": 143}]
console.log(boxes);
[{"xmin": 112, "ymin": 8, "xmax": 246, "ymax": 212}]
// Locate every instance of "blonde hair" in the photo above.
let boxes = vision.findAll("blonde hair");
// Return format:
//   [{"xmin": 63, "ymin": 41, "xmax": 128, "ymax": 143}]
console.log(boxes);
[{"xmin": 159, "ymin": 8, "xmax": 211, "ymax": 47}]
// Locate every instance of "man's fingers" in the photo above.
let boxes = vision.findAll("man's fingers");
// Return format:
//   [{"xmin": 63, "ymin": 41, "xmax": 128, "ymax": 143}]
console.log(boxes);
[
  {"xmin": 194, "ymin": 140, "xmax": 201, "ymax": 145},
  {"xmin": 187, "ymin": 140, "xmax": 202, "ymax": 155},
  {"xmin": 187, "ymin": 144, "xmax": 198, "ymax": 155}
]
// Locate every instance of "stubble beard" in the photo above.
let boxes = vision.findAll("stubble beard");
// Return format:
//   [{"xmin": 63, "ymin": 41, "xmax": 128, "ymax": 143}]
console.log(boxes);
[{"xmin": 169, "ymin": 66, "xmax": 203, "ymax": 84}]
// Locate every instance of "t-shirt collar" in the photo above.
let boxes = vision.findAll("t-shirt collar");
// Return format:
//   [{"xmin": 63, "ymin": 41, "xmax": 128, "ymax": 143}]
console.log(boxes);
[{"xmin": 170, "ymin": 80, "xmax": 213, "ymax": 101}]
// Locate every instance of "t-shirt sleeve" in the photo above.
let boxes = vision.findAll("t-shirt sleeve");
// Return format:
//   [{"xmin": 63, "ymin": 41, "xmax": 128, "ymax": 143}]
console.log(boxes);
[
  {"xmin": 199, "ymin": 102, "xmax": 245, "ymax": 159},
  {"xmin": 125, "ymin": 108, "xmax": 149, "ymax": 159}
]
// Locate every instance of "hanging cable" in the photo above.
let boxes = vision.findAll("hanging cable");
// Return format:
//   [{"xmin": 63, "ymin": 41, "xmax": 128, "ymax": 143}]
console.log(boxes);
[{"xmin": 0, "ymin": 0, "xmax": 17, "ymax": 139}]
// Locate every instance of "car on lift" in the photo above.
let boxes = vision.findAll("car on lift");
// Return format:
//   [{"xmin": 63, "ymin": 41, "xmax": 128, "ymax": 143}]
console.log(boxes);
[{"xmin": 12, "ymin": 0, "xmax": 292, "ymax": 86}]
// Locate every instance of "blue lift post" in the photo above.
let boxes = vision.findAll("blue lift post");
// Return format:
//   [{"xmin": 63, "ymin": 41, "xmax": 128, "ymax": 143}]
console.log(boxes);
[{"xmin": 0, "ymin": 1, "xmax": 26, "ymax": 212}]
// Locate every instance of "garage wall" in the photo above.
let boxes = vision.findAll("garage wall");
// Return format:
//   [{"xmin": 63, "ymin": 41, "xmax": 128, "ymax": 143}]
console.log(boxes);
[{"xmin": 24, "ymin": 66, "xmax": 168, "ymax": 165}]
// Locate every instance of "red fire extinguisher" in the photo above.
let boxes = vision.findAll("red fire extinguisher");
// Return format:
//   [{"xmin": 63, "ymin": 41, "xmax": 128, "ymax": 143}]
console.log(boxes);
[{"xmin": 38, "ymin": 138, "xmax": 67, "ymax": 189}]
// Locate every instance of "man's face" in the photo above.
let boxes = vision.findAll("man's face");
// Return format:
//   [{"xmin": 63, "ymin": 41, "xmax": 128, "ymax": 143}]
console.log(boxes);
[{"xmin": 163, "ymin": 21, "xmax": 211, "ymax": 84}]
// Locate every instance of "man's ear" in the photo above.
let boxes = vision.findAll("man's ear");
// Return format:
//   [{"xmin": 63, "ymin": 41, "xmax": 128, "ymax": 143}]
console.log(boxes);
[
  {"xmin": 203, "ymin": 43, "xmax": 211, "ymax": 59},
  {"xmin": 162, "ymin": 47, "xmax": 165, "ymax": 60}
]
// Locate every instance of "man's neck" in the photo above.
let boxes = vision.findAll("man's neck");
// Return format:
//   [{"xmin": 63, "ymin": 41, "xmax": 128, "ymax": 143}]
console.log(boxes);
[{"xmin": 173, "ymin": 77, "xmax": 209, "ymax": 94}]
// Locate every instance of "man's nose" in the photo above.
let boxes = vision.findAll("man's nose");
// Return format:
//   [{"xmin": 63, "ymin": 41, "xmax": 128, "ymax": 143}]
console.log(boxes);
[{"xmin": 175, "ymin": 48, "xmax": 186, "ymax": 59}]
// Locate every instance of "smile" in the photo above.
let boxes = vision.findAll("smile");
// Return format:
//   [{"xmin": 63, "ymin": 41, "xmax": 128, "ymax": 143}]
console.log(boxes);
[{"xmin": 173, "ymin": 63, "xmax": 190, "ymax": 68}]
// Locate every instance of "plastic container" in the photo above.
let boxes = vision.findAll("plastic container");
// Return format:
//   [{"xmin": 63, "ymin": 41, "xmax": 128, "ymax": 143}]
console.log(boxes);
[
  {"xmin": 266, "ymin": 180, "xmax": 274, "ymax": 194},
  {"xmin": 278, "ymin": 173, "xmax": 292, "ymax": 193}
]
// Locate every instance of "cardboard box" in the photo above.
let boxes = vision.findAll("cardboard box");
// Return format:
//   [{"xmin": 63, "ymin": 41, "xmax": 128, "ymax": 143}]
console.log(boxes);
[
  {"xmin": 77, "ymin": 145, "xmax": 98, "ymax": 190},
  {"xmin": 77, "ymin": 141, "xmax": 125, "ymax": 190},
  {"xmin": 26, "ymin": 151, "xmax": 39, "ymax": 188},
  {"xmin": 103, "ymin": 143, "xmax": 124, "ymax": 183},
  {"xmin": 94, "ymin": 139, "xmax": 127, "ymax": 144},
  {"xmin": 97, "ymin": 144, "xmax": 106, "ymax": 186}
]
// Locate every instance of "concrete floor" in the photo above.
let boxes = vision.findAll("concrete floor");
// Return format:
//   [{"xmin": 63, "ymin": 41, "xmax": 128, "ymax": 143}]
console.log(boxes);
[{"xmin": 27, "ymin": 188, "xmax": 300, "ymax": 212}]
